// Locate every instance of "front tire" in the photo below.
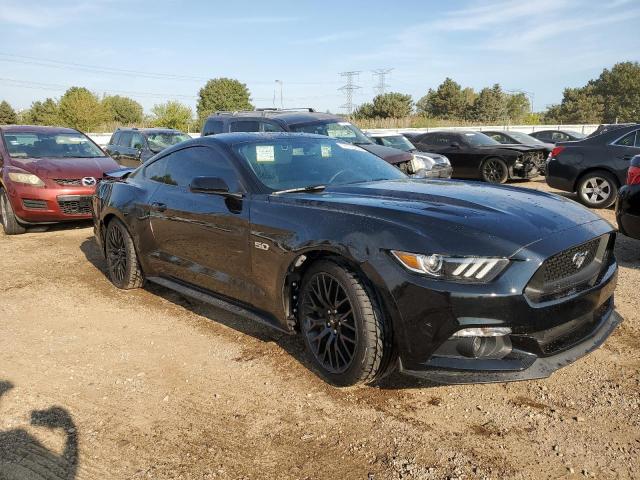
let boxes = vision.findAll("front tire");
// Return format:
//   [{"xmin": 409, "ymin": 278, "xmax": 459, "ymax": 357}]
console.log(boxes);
[
  {"xmin": 576, "ymin": 171, "xmax": 618, "ymax": 209},
  {"xmin": 298, "ymin": 260, "xmax": 387, "ymax": 386},
  {"xmin": 0, "ymin": 189, "xmax": 27, "ymax": 235},
  {"xmin": 481, "ymin": 157, "xmax": 509, "ymax": 184},
  {"xmin": 105, "ymin": 218, "xmax": 144, "ymax": 289}
]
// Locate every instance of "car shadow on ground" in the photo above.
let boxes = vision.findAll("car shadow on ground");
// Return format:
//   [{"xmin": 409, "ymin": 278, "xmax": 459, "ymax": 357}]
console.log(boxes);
[
  {"xmin": 79, "ymin": 236, "xmax": 438, "ymax": 390},
  {"xmin": 23, "ymin": 220, "xmax": 93, "ymax": 234},
  {"xmin": 615, "ymin": 233, "xmax": 640, "ymax": 269},
  {"xmin": 0, "ymin": 380, "xmax": 78, "ymax": 480}
]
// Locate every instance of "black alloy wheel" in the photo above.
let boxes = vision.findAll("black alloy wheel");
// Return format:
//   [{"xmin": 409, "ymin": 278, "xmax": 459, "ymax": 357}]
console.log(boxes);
[
  {"xmin": 299, "ymin": 260, "xmax": 389, "ymax": 386},
  {"xmin": 105, "ymin": 219, "xmax": 144, "ymax": 289},
  {"xmin": 481, "ymin": 158, "xmax": 509, "ymax": 184},
  {"xmin": 301, "ymin": 272, "xmax": 358, "ymax": 374}
]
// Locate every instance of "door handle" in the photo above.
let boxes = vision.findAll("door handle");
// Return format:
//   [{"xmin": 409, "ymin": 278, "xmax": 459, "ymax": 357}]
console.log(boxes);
[{"xmin": 151, "ymin": 202, "xmax": 167, "ymax": 212}]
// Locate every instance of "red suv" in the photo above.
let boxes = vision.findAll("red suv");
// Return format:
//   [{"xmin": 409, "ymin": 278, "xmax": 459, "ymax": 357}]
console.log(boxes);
[{"xmin": 0, "ymin": 125, "xmax": 120, "ymax": 234}]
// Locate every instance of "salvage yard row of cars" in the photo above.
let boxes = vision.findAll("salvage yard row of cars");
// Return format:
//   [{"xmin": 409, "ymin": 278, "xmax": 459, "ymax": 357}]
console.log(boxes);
[{"xmin": 1, "ymin": 112, "xmax": 639, "ymax": 387}]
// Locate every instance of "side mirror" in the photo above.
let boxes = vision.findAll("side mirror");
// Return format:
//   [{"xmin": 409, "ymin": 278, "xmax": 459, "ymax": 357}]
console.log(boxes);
[
  {"xmin": 450, "ymin": 142, "xmax": 461, "ymax": 149},
  {"xmin": 190, "ymin": 176, "xmax": 241, "ymax": 198}
]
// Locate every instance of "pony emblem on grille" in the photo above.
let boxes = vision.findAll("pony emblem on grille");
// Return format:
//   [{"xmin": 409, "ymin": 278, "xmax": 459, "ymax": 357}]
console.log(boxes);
[{"xmin": 572, "ymin": 251, "xmax": 589, "ymax": 269}]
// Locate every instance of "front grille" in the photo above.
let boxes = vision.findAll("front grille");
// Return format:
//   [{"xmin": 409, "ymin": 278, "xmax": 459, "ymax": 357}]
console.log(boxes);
[
  {"xmin": 525, "ymin": 235, "xmax": 612, "ymax": 303},
  {"xmin": 57, "ymin": 195, "xmax": 92, "ymax": 215},
  {"xmin": 22, "ymin": 198, "xmax": 48, "ymax": 210},
  {"xmin": 54, "ymin": 178, "xmax": 82, "ymax": 186},
  {"xmin": 543, "ymin": 237, "xmax": 601, "ymax": 283}
]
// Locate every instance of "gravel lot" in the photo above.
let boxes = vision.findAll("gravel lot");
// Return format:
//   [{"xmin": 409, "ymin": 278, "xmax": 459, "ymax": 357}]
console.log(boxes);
[{"xmin": 0, "ymin": 179, "xmax": 638, "ymax": 480}]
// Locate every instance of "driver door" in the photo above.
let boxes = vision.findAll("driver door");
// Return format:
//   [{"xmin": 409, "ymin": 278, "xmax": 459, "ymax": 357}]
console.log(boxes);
[{"xmin": 145, "ymin": 145, "xmax": 253, "ymax": 304}]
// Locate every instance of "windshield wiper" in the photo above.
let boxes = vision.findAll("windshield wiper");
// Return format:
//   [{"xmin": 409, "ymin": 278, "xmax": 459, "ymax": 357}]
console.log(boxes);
[{"xmin": 272, "ymin": 184, "xmax": 327, "ymax": 195}]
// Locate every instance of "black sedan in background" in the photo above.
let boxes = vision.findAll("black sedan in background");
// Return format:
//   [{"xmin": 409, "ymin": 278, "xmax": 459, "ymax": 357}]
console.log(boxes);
[
  {"xmin": 406, "ymin": 131, "xmax": 546, "ymax": 183},
  {"xmin": 616, "ymin": 154, "xmax": 640, "ymax": 239},
  {"xmin": 546, "ymin": 124, "xmax": 640, "ymax": 208},
  {"xmin": 105, "ymin": 128, "xmax": 191, "ymax": 167},
  {"xmin": 92, "ymin": 132, "xmax": 620, "ymax": 386},
  {"xmin": 483, "ymin": 130, "xmax": 554, "ymax": 157},
  {"xmin": 530, "ymin": 129, "xmax": 586, "ymax": 143}
]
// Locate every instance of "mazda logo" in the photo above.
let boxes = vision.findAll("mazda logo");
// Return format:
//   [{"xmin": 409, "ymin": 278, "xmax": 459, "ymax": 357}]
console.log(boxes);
[
  {"xmin": 81, "ymin": 177, "xmax": 97, "ymax": 187},
  {"xmin": 572, "ymin": 251, "xmax": 589, "ymax": 269}
]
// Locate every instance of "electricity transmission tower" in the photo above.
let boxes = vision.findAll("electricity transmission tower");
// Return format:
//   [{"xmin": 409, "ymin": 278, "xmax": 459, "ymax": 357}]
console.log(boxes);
[
  {"xmin": 372, "ymin": 68, "xmax": 393, "ymax": 96},
  {"xmin": 338, "ymin": 71, "xmax": 361, "ymax": 115}
]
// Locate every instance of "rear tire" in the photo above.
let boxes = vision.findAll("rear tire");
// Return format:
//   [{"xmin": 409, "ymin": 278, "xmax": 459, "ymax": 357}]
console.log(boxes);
[
  {"xmin": 0, "ymin": 189, "xmax": 27, "ymax": 235},
  {"xmin": 481, "ymin": 157, "xmax": 509, "ymax": 184},
  {"xmin": 298, "ymin": 260, "xmax": 388, "ymax": 386},
  {"xmin": 105, "ymin": 218, "xmax": 144, "ymax": 289},
  {"xmin": 576, "ymin": 171, "xmax": 618, "ymax": 209}
]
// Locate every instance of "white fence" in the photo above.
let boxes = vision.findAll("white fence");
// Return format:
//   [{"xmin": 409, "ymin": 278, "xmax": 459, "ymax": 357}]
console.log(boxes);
[{"xmin": 88, "ymin": 125, "xmax": 599, "ymax": 147}]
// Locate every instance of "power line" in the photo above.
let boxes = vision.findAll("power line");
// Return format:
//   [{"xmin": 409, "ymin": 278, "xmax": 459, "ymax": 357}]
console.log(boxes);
[
  {"xmin": 338, "ymin": 71, "xmax": 361, "ymax": 115},
  {"xmin": 372, "ymin": 68, "xmax": 393, "ymax": 96}
]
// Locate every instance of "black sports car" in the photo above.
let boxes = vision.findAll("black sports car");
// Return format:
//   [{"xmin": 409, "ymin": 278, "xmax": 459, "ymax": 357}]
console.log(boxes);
[
  {"xmin": 405, "ymin": 131, "xmax": 546, "ymax": 183},
  {"xmin": 616, "ymin": 154, "xmax": 640, "ymax": 239},
  {"xmin": 483, "ymin": 130, "xmax": 554, "ymax": 156},
  {"xmin": 93, "ymin": 132, "xmax": 621, "ymax": 386},
  {"xmin": 546, "ymin": 124, "xmax": 640, "ymax": 208},
  {"xmin": 530, "ymin": 130, "xmax": 586, "ymax": 143}
]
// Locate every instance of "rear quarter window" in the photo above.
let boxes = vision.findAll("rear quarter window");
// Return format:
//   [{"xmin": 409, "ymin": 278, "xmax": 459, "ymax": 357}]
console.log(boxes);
[{"xmin": 204, "ymin": 120, "xmax": 224, "ymax": 136}]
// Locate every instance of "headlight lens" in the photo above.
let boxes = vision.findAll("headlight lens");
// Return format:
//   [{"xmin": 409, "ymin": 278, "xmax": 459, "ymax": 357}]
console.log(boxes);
[
  {"xmin": 409, "ymin": 154, "xmax": 430, "ymax": 173},
  {"xmin": 391, "ymin": 250, "xmax": 509, "ymax": 283},
  {"xmin": 8, "ymin": 171, "xmax": 45, "ymax": 187}
]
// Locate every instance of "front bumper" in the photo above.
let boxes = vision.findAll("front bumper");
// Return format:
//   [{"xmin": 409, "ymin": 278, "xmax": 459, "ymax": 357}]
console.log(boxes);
[
  {"xmin": 423, "ymin": 164, "xmax": 453, "ymax": 179},
  {"xmin": 370, "ymin": 219, "xmax": 621, "ymax": 384},
  {"xmin": 6, "ymin": 182, "xmax": 96, "ymax": 223}
]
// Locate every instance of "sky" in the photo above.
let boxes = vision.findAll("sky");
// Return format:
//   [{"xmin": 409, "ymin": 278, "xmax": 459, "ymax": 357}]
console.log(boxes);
[{"xmin": 1, "ymin": 0, "xmax": 639, "ymax": 115}]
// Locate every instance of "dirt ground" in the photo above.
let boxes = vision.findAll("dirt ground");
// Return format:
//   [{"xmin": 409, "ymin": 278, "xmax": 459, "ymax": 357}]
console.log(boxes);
[{"xmin": 0, "ymin": 179, "xmax": 639, "ymax": 480}]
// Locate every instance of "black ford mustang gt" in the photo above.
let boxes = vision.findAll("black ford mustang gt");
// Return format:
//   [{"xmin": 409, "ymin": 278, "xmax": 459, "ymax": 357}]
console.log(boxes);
[
  {"xmin": 92, "ymin": 132, "xmax": 621, "ymax": 386},
  {"xmin": 405, "ymin": 131, "xmax": 546, "ymax": 183}
]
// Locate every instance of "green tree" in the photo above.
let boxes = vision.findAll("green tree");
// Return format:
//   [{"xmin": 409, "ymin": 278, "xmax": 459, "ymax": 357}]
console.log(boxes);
[
  {"xmin": 58, "ymin": 87, "xmax": 106, "ymax": 131},
  {"xmin": 505, "ymin": 93, "xmax": 531, "ymax": 123},
  {"xmin": 416, "ymin": 78, "xmax": 471, "ymax": 119},
  {"xmin": 371, "ymin": 92, "xmax": 413, "ymax": 118},
  {"xmin": 556, "ymin": 86, "xmax": 604, "ymax": 124},
  {"xmin": 102, "ymin": 95, "xmax": 143, "ymax": 124},
  {"xmin": 352, "ymin": 102, "xmax": 375, "ymax": 119},
  {"xmin": 151, "ymin": 101, "xmax": 193, "ymax": 131},
  {"xmin": 197, "ymin": 78, "xmax": 253, "ymax": 125},
  {"xmin": 0, "ymin": 101, "xmax": 18, "ymax": 124},
  {"xmin": 22, "ymin": 98, "xmax": 60, "ymax": 125},
  {"xmin": 472, "ymin": 84, "xmax": 506, "ymax": 123},
  {"xmin": 593, "ymin": 61, "xmax": 640, "ymax": 122}
]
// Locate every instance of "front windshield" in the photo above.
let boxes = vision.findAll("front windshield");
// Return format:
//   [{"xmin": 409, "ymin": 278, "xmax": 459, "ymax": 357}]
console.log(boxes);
[
  {"xmin": 146, "ymin": 131, "xmax": 191, "ymax": 153},
  {"xmin": 376, "ymin": 135, "xmax": 415, "ymax": 151},
  {"xmin": 2, "ymin": 132, "xmax": 105, "ymax": 159},
  {"xmin": 462, "ymin": 132, "xmax": 501, "ymax": 146},
  {"xmin": 507, "ymin": 131, "xmax": 544, "ymax": 144},
  {"xmin": 234, "ymin": 137, "xmax": 406, "ymax": 191},
  {"xmin": 289, "ymin": 121, "xmax": 372, "ymax": 145}
]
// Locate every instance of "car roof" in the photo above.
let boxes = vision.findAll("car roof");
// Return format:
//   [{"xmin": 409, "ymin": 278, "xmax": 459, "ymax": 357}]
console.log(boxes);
[
  {"xmin": 198, "ymin": 132, "xmax": 335, "ymax": 145},
  {"xmin": 117, "ymin": 127, "xmax": 181, "ymax": 133},
  {"xmin": 367, "ymin": 132, "xmax": 405, "ymax": 137},
  {"xmin": 208, "ymin": 110, "xmax": 342, "ymax": 126},
  {"xmin": 0, "ymin": 125, "xmax": 80, "ymax": 134}
]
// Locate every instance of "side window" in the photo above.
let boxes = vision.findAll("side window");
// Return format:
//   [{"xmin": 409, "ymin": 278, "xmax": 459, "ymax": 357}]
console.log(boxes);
[
  {"xmin": 109, "ymin": 132, "xmax": 120, "ymax": 146},
  {"xmin": 552, "ymin": 132, "xmax": 568, "ymax": 141},
  {"xmin": 433, "ymin": 135, "xmax": 452, "ymax": 146},
  {"xmin": 635, "ymin": 131, "xmax": 640, "ymax": 148},
  {"xmin": 615, "ymin": 131, "xmax": 637, "ymax": 147},
  {"xmin": 131, "ymin": 133, "xmax": 145, "ymax": 149},
  {"xmin": 163, "ymin": 146, "xmax": 240, "ymax": 191},
  {"xmin": 262, "ymin": 122, "xmax": 284, "ymax": 132},
  {"xmin": 118, "ymin": 132, "xmax": 133, "ymax": 147},
  {"xmin": 204, "ymin": 120, "xmax": 224, "ymax": 135},
  {"xmin": 230, "ymin": 120, "xmax": 260, "ymax": 132},
  {"xmin": 144, "ymin": 156, "xmax": 171, "ymax": 184},
  {"xmin": 487, "ymin": 133, "xmax": 504, "ymax": 143}
]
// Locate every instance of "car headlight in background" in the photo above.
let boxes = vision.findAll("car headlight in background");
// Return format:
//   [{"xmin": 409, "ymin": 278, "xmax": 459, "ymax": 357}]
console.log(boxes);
[
  {"xmin": 409, "ymin": 154, "xmax": 433, "ymax": 173},
  {"xmin": 391, "ymin": 250, "xmax": 509, "ymax": 283},
  {"xmin": 8, "ymin": 171, "xmax": 45, "ymax": 187}
]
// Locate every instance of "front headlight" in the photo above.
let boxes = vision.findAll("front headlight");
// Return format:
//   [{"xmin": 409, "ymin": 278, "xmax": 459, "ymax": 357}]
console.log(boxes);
[
  {"xmin": 391, "ymin": 250, "xmax": 509, "ymax": 283},
  {"xmin": 8, "ymin": 171, "xmax": 45, "ymax": 187},
  {"xmin": 409, "ymin": 154, "xmax": 434, "ymax": 173}
]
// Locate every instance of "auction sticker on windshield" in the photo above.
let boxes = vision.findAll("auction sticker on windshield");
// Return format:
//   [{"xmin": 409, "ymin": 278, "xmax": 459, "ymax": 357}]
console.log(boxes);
[{"xmin": 256, "ymin": 145, "xmax": 275, "ymax": 162}]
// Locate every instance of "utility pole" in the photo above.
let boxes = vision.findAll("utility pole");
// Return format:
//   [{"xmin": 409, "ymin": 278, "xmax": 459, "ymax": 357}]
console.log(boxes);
[
  {"xmin": 338, "ymin": 71, "xmax": 361, "ymax": 115},
  {"xmin": 372, "ymin": 68, "xmax": 393, "ymax": 96},
  {"xmin": 273, "ymin": 80, "xmax": 283, "ymax": 109}
]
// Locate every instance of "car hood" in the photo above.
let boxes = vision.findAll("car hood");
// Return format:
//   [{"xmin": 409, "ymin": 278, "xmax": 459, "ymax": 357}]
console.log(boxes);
[
  {"xmin": 475, "ymin": 144, "xmax": 543, "ymax": 153},
  {"xmin": 10, "ymin": 156, "xmax": 121, "ymax": 179},
  {"xmin": 279, "ymin": 179, "xmax": 606, "ymax": 257},
  {"xmin": 357, "ymin": 143, "xmax": 413, "ymax": 165}
]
